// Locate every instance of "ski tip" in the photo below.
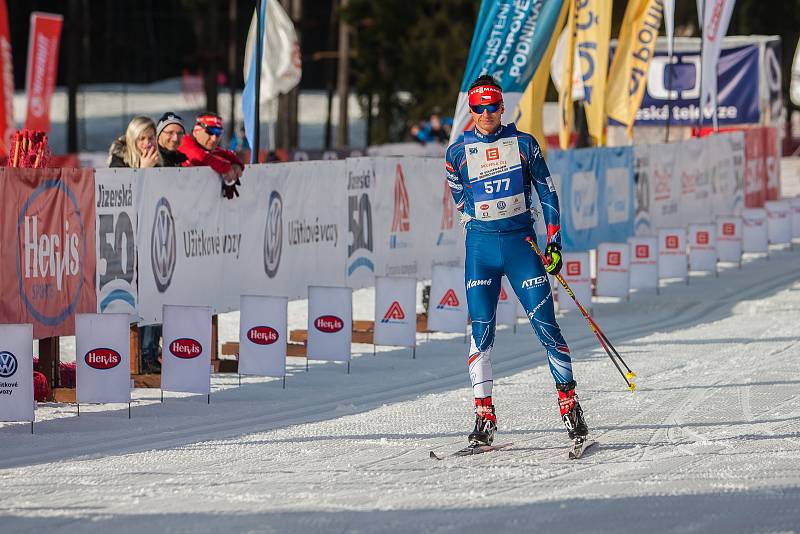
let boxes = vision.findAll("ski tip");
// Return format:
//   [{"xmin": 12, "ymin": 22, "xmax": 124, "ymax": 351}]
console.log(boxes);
[
  {"xmin": 626, "ymin": 371, "xmax": 637, "ymax": 379},
  {"xmin": 429, "ymin": 451, "xmax": 443, "ymax": 461},
  {"xmin": 628, "ymin": 382, "xmax": 636, "ymax": 392}
]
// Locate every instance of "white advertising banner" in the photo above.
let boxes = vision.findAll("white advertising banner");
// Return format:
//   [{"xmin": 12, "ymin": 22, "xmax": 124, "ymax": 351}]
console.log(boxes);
[
  {"xmin": 742, "ymin": 208, "xmax": 768, "ymax": 253},
  {"xmin": 658, "ymin": 228, "xmax": 687, "ymax": 280},
  {"xmin": 791, "ymin": 197, "xmax": 800, "ymax": 239},
  {"xmin": 496, "ymin": 276, "xmax": 517, "ymax": 327},
  {"xmin": 628, "ymin": 236, "xmax": 658, "ymax": 290},
  {"xmin": 161, "ymin": 304, "xmax": 212, "ymax": 394},
  {"xmin": 428, "ymin": 264, "xmax": 468, "ymax": 333},
  {"xmin": 560, "ymin": 252, "xmax": 592, "ymax": 312},
  {"xmin": 75, "ymin": 313, "xmax": 131, "ymax": 404},
  {"xmin": 374, "ymin": 276, "xmax": 417, "ymax": 348},
  {"xmin": 688, "ymin": 224, "xmax": 717, "ymax": 273},
  {"xmin": 371, "ymin": 158, "xmax": 463, "ymax": 280},
  {"xmin": 95, "ymin": 169, "xmax": 137, "ymax": 318},
  {"xmin": 765, "ymin": 200, "xmax": 791, "ymax": 245},
  {"xmin": 716, "ymin": 216, "xmax": 743, "ymax": 263},
  {"xmin": 0, "ymin": 324, "xmax": 34, "ymax": 422},
  {"xmin": 596, "ymin": 243, "xmax": 630, "ymax": 298},
  {"xmin": 345, "ymin": 158, "xmax": 377, "ymax": 289},
  {"xmin": 307, "ymin": 286, "xmax": 352, "ymax": 362},
  {"xmin": 238, "ymin": 295, "xmax": 287, "ymax": 377}
]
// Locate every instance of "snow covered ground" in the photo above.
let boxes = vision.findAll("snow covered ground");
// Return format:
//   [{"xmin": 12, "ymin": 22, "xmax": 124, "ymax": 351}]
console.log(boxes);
[{"xmin": 1, "ymin": 245, "xmax": 799, "ymax": 533}]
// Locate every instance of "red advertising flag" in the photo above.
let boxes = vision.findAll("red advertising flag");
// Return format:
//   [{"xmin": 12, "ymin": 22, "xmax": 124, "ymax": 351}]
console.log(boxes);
[
  {"xmin": 24, "ymin": 12, "xmax": 63, "ymax": 134},
  {"xmin": 0, "ymin": 0, "xmax": 14, "ymax": 157},
  {"xmin": 0, "ymin": 167, "xmax": 96, "ymax": 338}
]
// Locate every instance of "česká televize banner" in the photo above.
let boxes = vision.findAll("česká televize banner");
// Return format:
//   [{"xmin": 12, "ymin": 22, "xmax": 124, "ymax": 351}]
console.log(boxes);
[
  {"xmin": 450, "ymin": 0, "xmax": 566, "ymax": 141},
  {"xmin": 0, "ymin": 168, "xmax": 96, "ymax": 339},
  {"xmin": 547, "ymin": 146, "xmax": 634, "ymax": 252},
  {"xmin": 95, "ymin": 169, "xmax": 137, "ymax": 318},
  {"xmin": 24, "ymin": 12, "xmax": 62, "ymax": 134}
]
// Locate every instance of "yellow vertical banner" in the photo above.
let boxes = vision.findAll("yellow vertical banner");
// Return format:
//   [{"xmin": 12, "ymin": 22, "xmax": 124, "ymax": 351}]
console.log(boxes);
[
  {"xmin": 558, "ymin": 0, "xmax": 577, "ymax": 150},
  {"xmin": 575, "ymin": 0, "xmax": 611, "ymax": 146},
  {"xmin": 516, "ymin": 0, "xmax": 569, "ymax": 157},
  {"xmin": 606, "ymin": 0, "xmax": 664, "ymax": 138}
]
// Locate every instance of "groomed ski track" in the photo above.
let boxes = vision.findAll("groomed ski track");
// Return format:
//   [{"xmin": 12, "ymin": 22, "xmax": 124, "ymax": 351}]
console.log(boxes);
[{"xmin": 1, "ymin": 248, "xmax": 799, "ymax": 533}]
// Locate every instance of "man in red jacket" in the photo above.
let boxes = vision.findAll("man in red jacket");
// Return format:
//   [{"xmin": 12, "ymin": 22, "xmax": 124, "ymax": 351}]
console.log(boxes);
[{"xmin": 178, "ymin": 112, "xmax": 245, "ymax": 199}]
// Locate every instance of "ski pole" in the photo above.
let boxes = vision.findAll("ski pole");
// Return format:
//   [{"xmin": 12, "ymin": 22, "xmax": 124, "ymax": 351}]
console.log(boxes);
[{"xmin": 525, "ymin": 237, "xmax": 636, "ymax": 391}]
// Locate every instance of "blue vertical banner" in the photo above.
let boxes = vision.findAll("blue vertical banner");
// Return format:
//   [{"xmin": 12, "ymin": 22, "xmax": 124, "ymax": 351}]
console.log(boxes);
[
  {"xmin": 243, "ymin": 0, "xmax": 267, "ymax": 163},
  {"xmin": 554, "ymin": 147, "xmax": 634, "ymax": 251},
  {"xmin": 449, "ymin": 0, "xmax": 566, "ymax": 142}
]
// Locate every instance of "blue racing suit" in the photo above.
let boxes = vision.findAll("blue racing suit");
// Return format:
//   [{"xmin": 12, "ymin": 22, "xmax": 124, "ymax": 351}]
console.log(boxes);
[{"xmin": 445, "ymin": 123, "xmax": 573, "ymax": 399}]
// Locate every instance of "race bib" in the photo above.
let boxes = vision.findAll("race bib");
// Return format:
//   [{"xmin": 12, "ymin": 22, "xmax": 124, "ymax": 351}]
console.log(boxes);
[{"xmin": 464, "ymin": 126, "xmax": 525, "ymax": 221}]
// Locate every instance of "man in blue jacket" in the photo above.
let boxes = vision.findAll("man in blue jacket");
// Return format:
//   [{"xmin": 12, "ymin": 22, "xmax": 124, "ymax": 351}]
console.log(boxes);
[{"xmin": 445, "ymin": 75, "xmax": 588, "ymax": 447}]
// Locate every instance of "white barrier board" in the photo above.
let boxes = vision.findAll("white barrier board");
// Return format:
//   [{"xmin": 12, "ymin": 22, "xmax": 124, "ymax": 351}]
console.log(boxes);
[
  {"xmin": 658, "ymin": 228, "xmax": 687, "ymax": 280},
  {"xmin": 307, "ymin": 286, "xmax": 352, "ymax": 362},
  {"xmin": 765, "ymin": 200, "xmax": 791, "ymax": 245},
  {"xmin": 0, "ymin": 324, "xmax": 34, "ymax": 422},
  {"xmin": 374, "ymin": 276, "xmax": 417, "ymax": 348},
  {"xmin": 688, "ymin": 224, "xmax": 717, "ymax": 273},
  {"xmin": 628, "ymin": 236, "xmax": 658, "ymax": 290},
  {"xmin": 559, "ymin": 252, "xmax": 592, "ymax": 312},
  {"xmin": 427, "ymin": 264, "xmax": 468, "ymax": 333},
  {"xmin": 742, "ymin": 208, "xmax": 768, "ymax": 253},
  {"xmin": 496, "ymin": 276, "xmax": 517, "ymax": 327},
  {"xmin": 790, "ymin": 197, "xmax": 800, "ymax": 239},
  {"xmin": 716, "ymin": 216, "xmax": 743, "ymax": 263},
  {"xmin": 76, "ymin": 313, "xmax": 131, "ymax": 404},
  {"xmin": 161, "ymin": 304, "xmax": 212, "ymax": 394},
  {"xmin": 596, "ymin": 243, "xmax": 630, "ymax": 298},
  {"xmin": 238, "ymin": 295, "xmax": 287, "ymax": 377}
]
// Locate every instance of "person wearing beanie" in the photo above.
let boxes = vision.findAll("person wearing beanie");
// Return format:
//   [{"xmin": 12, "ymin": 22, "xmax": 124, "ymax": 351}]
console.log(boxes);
[
  {"xmin": 156, "ymin": 112, "xmax": 188, "ymax": 167},
  {"xmin": 177, "ymin": 112, "xmax": 245, "ymax": 199}
]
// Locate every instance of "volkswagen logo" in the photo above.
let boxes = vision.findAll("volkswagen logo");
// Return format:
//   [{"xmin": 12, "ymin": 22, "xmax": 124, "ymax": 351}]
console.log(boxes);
[
  {"xmin": 0, "ymin": 351, "xmax": 18, "ymax": 378},
  {"xmin": 151, "ymin": 197, "xmax": 177, "ymax": 293},
  {"xmin": 263, "ymin": 191, "xmax": 283, "ymax": 278}
]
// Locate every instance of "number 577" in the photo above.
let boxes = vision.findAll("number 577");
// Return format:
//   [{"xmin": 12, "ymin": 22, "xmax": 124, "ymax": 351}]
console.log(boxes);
[{"xmin": 483, "ymin": 178, "xmax": 510, "ymax": 194}]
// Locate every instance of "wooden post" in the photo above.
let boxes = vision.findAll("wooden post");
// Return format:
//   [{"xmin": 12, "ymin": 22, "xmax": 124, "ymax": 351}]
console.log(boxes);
[
  {"xmin": 39, "ymin": 337, "xmax": 60, "ymax": 398},
  {"xmin": 129, "ymin": 324, "xmax": 140, "ymax": 375}
]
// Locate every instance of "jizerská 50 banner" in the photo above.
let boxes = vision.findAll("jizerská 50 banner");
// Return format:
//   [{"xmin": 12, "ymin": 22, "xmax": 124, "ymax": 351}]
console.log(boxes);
[{"xmin": 0, "ymin": 168, "xmax": 96, "ymax": 338}]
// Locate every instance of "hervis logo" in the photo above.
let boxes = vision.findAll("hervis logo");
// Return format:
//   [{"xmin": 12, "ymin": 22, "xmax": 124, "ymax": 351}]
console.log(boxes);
[
  {"xmin": 84, "ymin": 348, "xmax": 121, "ymax": 370},
  {"xmin": 381, "ymin": 301, "xmax": 406, "ymax": 323},
  {"xmin": 247, "ymin": 326, "xmax": 279, "ymax": 345},
  {"xmin": 389, "ymin": 165, "xmax": 411, "ymax": 249},
  {"xmin": 722, "ymin": 222, "xmax": 736, "ymax": 236},
  {"xmin": 0, "ymin": 351, "xmax": 18, "ymax": 378},
  {"xmin": 665, "ymin": 235, "xmax": 679, "ymax": 250},
  {"xmin": 315, "ymin": 315, "xmax": 344, "ymax": 333},
  {"xmin": 499, "ymin": 286, "xmax": 508, "ymax": 301},
  {"xmin": 607, "ymin": 251, "xmax": 621, "ymax": 266},
  {"xmin": 635, "ymin": 244, "xmax": 650, "ymax": 258},
  {"xmin": 566, "ymin": 261, "xmax": 581, "ymax": 276},
  {"xmin": 16, "ymin": 180, "xmax": 88, "ymax": 326},
  {"xmin": 170, "ymin": 338, "xmax": 202, "ymax": 359},
  {"xmin": 697, "ymin": 231, "xmax": 709, "ymax": 245},
  {"xmin": 436, "ymin": 289, "xmax": 460, "ymax": 309}
]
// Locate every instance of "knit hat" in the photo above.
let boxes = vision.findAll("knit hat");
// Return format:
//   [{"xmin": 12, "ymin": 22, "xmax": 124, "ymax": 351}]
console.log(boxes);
[{"xmin": 156, "ymin": 112, "xmax": 185, "ymax": 139}]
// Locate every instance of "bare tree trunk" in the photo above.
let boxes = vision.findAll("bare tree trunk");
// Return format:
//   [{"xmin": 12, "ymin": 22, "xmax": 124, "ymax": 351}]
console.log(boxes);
[{"xmin": 335, "ymin": 0, "xmax": 350, "ymax": 148}]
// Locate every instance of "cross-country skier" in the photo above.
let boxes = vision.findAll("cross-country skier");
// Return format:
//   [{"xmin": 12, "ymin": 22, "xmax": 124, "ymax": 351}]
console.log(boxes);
[{"xmin": 445, "ymin": 75, "xmax": 589, "ymax": 448}]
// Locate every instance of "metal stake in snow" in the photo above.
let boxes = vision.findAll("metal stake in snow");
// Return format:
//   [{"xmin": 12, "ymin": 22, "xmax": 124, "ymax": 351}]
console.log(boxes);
[{"xmin": 526, "ymin": 237, "xmax": 637, "ymax": 391}]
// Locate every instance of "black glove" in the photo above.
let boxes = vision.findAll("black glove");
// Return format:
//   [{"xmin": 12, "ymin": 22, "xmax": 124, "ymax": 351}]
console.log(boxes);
[
  {"xmin": 221, "ymin": 178, "xmax": 241, "ymax": 199},
  {"xmin": 544, "ymin": 242, "xmax": 562, "ymax": 275}
]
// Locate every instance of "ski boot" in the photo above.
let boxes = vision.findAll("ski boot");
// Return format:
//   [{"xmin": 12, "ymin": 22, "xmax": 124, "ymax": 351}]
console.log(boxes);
[
  {"xmin": 468, "ymin": 397, "xmax": 497, "ymax": 446},
  {"xmin": 557, "ymin": 381, "xmax": 588, "ymax": 440}
]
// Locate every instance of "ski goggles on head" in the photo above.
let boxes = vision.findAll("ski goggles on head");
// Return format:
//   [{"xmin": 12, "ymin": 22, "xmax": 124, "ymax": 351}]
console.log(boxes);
[
  {"xmin": 203, "ymin": 126, "xmax": 223, "ymax": 137},
  {"xmin": 470, "ymin": 103, "xmax": 501, "ymax": 115}
]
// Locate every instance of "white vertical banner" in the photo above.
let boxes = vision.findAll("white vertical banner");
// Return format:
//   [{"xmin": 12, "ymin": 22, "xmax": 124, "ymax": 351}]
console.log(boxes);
[
  {"xmin": 238, "ymin": 295, "xmax": 287, "ymax": 377},
  {"xmin": 742, "ymin": 208, "xmax": 768, "ymax": 254},
  {"xmin": 307, "ymin": 286, "xmax": 352, "ymax": 362},
  {"xmin": 496, "ymin": 276, "xmax": 517, "ymax": 327},
  {"xmin": 161, "ymin": 304, "xmax": 212, "ymax": 395},
  {"xmin": 658, "ymin": 228, "xmax": 688, "ymax": 280},
  {"xmin": 688, "ymin": 224, "xmax": 718, "ymax": 273},
  {"xmin": 716, "ymin": 216, "xmax": 743, "ymax": 263},
  {"xmin": 560, "ymin": 252, "xmax": 592, "ymax": 312},
  {"xmin": 790, "ymin": 197, "xmax": 800, "ymax": 239},
  {"xmin": 427, "ymin": 264, "xmax": 468, "ymax": 333},
  {"xmin": 765, "ymin": 200, "xmax": 791, "ymax": 245},
  {"xmin": 596, "ymin": 243, "xmax": 630, "ymax": 298},
  {"xmin": 374, "ymin": 276, "xmax": 417, "ymax": 348},
  {"xmin": 75, "ymin": 313, "xmax": 131, "ymax": 404},
  {"xmin": 628, "ymin": 236, "xmax": 658, "ymax": 290},
  {"xmin": 0, "ymin": 324, "xmax": 34, "ymax": 423}
]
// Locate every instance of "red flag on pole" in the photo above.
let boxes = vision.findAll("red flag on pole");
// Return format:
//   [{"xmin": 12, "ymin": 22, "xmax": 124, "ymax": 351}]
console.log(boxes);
[
  {"xmin": 0, "ymin": 0, "xmax": 14, "ymax": 157},
  {"xmin": 24, "ymin": 12, "xmax": 63, "ymax": 134}
]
